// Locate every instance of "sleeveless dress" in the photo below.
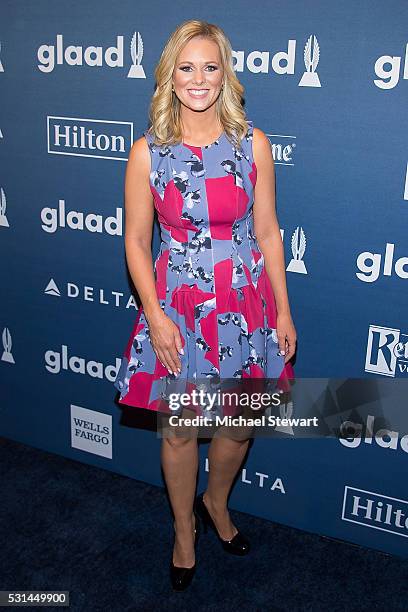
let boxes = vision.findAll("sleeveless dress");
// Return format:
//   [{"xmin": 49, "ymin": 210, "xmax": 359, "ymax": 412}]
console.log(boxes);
[{"xmin": 114, "ymin": 119, "xmax": 294, "ymax": 414}]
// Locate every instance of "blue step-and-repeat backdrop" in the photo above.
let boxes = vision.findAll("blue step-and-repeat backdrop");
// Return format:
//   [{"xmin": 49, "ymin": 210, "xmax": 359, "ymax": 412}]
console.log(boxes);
[{"xmin": 1, "ymin": 2, "xmax": 407, "ymax": 559}]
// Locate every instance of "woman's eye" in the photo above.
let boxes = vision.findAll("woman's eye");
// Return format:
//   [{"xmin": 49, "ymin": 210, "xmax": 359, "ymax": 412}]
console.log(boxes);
[{"xmin": 179, "ymin": 65, "xmax": 218, "ymax": 71}]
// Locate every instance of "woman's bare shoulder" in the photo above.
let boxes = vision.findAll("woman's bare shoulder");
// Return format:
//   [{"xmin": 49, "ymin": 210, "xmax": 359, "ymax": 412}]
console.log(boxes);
[
  {"xmin": 252, "ymin": 126, "xmax": 271, "ymax": 147},
  {"xmin": 127, "ymin": 135, "xmax": 151, "ymax": 172},
  {"xmin": 252, "ymin": 127, "xmax": 273, "ymax": 165},
  {"xmin": 129, "ymin": 134, "xmax": 150, "ymax": 158}
]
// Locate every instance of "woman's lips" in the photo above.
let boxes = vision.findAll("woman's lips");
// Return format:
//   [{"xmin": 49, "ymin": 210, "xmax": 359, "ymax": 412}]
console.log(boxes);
[{"xmin": 187, "ymin": 89, "xmax": 210, "ymax": 99}]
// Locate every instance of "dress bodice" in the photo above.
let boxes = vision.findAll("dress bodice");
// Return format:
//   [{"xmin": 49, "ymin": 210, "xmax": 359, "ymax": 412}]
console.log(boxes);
[{"xmin": 143, "ymin": 120, "xmax": 265, "ymax": 306}]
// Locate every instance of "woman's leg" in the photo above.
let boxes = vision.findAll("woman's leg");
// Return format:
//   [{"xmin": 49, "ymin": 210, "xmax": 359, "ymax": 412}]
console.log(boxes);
[
  {"xmin": 203, "ymin": 425, "xmax": 252, "ymax": 540},
  {"xmin": 160, "ymin": 408, "xmax": 199, "ymax": 568}
]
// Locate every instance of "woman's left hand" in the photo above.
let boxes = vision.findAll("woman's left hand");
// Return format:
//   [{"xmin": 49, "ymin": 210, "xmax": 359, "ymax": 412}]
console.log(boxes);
[{"xmin": 276, "ymin": 311, "xmax": 297, "ymax": 363}]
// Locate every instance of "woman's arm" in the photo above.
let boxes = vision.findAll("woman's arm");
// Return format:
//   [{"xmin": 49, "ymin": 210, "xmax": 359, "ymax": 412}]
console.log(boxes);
[
  {"xmin": 123, "ymin": 136, "xmax": 162, "ymax": 321},
  {"xmin": 252, "ymin": 127, "xmax": 297, "ymax": 361},
  {"xmin": 123, "ymin": 137, "xmax": 183, "ymax": 374}
]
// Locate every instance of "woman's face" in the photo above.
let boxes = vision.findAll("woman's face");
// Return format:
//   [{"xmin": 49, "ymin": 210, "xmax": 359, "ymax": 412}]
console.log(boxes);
[{"xmin": 172, "ymin": 36, "xmax": 224, "ymax": 111}]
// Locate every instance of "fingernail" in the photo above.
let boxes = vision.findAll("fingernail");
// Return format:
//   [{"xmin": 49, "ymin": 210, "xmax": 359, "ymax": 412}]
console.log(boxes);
[{"xmin": 180, "ymin": 348, "xmax": 184, "ymax": 355}]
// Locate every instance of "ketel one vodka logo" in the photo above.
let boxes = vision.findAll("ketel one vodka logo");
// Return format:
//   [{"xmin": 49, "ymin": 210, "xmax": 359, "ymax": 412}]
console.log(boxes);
[
  {"xmin": 365, "ymin": 324, "xmax": 408, "ymax": 377},
  {"xmin": 1, "ymin": 328, "xmax": 15, "ymax": 364},
  {"xmin": 37, "ymin": 32, "xmax": 146, "ymax": 78},
  {"xmin": 298, "ymin": 35, "xmax": 321, "ymax": 87},
  {"xmin": 0, "ymin": 187, "xmax": 9, "ymax": 227},
  {"xmin": 268, "ymin": 133, "xmax": 296, "ymax": 166}
]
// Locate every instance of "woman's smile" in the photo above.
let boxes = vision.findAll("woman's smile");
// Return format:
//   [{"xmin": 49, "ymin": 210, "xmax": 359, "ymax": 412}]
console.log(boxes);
[{"xmin": 187, "ymin": 88, "xmax": 210, "ymax": 99}]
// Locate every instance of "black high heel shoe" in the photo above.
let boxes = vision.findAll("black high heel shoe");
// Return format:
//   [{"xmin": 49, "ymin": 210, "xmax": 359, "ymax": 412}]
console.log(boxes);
[
  {"xmin": 170, "ymin": 510, "xmax": 200, "ymax": 591},
  {"xmin": 195, "ymin": 492, "xmax": 250, "ymax": 555}
]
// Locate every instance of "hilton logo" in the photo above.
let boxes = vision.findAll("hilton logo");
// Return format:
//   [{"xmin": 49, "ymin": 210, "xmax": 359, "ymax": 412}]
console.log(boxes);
[
  {"xmin": 47, "ymin": 116, "xmax": 133, "ymax": 161},
  {"xmin": 342, "ymin": 486, "xmax": 408, "ymax": 538}
]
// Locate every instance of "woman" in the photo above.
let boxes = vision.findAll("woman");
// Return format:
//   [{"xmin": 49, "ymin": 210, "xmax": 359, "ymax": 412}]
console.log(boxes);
[{"xmin": 114, "ymin": 19, "xmax": 296, "ymax": 591}]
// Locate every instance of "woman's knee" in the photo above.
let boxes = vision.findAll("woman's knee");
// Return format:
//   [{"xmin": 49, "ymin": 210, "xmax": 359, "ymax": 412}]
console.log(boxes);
[
  {"xmin": 161, "ymin": 431, "xmax": 198, "ymax": 447},
  {"xmin": 213, "ymin": 426, "xmax": 253, "ymax": 443}
]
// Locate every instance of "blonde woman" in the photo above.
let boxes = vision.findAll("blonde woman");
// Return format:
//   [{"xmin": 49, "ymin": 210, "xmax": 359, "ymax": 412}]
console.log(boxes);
[{"xmin": 114, "ymin": 19, "xmax": 296, "ymax": 591}]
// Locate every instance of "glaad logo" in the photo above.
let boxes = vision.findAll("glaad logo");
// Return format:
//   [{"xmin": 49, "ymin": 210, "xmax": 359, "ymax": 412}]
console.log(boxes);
[
  {"xmin": 339, "ymin": 414, "xmax": 408, "ymax": 453},
  {"xmin": 268, "ymin": 133, "xmax": 296, "ymax": 166},
  {"xmin": 356, "ymin": 243, "xmax": 408, "ymax": 282},
  {"xmin": 365, "ymin": 324, "xmax": 408, "ymax": 377},
  {"xmin": 0, "ymin": 41, "xmax": 4, "ymax": 72},
  {"xmin": 374, "ymin": 42, "xmax": 408, "ymax": 90},
  {"xmin": 233, "ymin": 34, "xmax": 321, "ymax": 87},
  {"xmin": 342, "ymin": 486, "xmax": 408, "ymax": 538},
  {"xmin": 1, "ymin": 328, "xmax": 15, "ymax": 364},
  {"xmin": 45, "ymin": 344, "xmax": 121, "ymax": 382},
  {"xmin": 0, "ymin": 187, "xmax": 9, "ymax": 227},
  {"xmin": 128, "ymin": 31, "xmax": 145, "ymax": 78},
  {"xmin": 280, "ymin": 227, "xmax": 308, "ymax": 274},
  {"xmin": 40, "ymin": 199, "xmax": 122, "ymax": 235},
  {"xmin": 44, "ymin": 278, "xmax": 138, "ymax": 309},
  {"xmin": 37, "ymin": 32, "xmax": 146, "ymax": 78},
  {"xmin": 71, "ymin": 405, "xmax": 112, "ymax": 459},
  {"xmin": 298, "ymin": 34, "xmax": 321, "ymax": 87},
  {"xmin": 47, "ymin": 116, "xmax": 133, "ymax": 161}
]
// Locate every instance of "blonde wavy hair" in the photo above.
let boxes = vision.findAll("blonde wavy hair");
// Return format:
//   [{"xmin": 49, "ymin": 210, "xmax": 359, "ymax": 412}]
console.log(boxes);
[{"xmin": 146, "ymin": 20, "xmax": 249, "ymax": 150}]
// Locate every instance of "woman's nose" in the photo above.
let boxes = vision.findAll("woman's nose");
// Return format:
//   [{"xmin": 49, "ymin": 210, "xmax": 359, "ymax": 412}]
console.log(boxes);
[{"xmin": 193, "ymin": 71, "xmax": 205, "ymax": 85}]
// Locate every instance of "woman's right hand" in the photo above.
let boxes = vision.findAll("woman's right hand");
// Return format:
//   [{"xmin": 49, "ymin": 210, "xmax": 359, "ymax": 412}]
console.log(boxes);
[{"xmin": 146, "ymin": 310, "xmax": 184, "ymax": 375}]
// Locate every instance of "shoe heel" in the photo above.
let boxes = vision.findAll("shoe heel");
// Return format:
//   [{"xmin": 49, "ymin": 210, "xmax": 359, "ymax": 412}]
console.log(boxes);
[
  {"xmin": 170, "ymin": 510, "xmax": 200, "ymax": 591},
  {"xmin": 195, "ymin": 492, "xmax": 250, "ymax": 555}
]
